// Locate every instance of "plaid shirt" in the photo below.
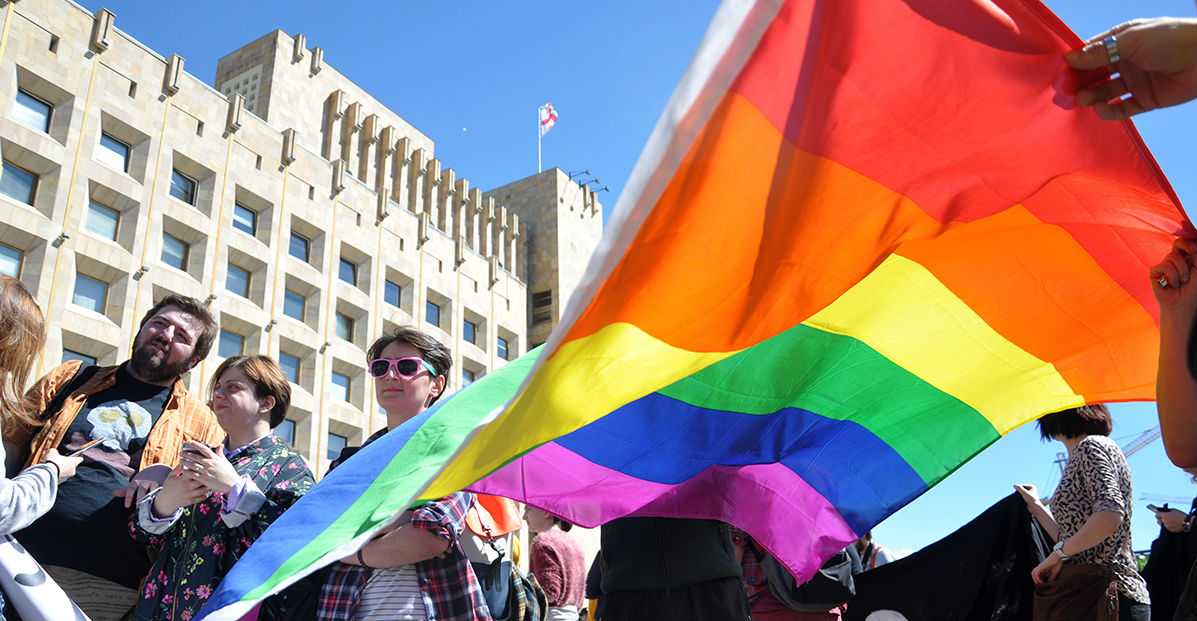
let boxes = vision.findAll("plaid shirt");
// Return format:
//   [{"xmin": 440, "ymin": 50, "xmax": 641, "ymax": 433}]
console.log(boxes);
[{"xmin": 318, "ymin": 430, "xmax": 490, "ymax": 620}]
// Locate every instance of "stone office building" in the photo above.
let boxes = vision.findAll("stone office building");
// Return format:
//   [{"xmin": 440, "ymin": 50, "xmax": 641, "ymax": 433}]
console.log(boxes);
[{"xmin": 0, "ymin": 0, "xmax": 603, "ymax": 474}]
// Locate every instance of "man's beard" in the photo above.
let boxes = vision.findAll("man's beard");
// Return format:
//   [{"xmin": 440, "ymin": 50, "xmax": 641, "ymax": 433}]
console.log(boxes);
[{"xmin": 129, "ymin": 344, "xmax": 190, "ymax": 383}]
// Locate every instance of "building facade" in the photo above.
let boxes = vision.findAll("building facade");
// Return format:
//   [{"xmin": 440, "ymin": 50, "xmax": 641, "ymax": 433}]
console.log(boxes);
[
  {"xmin": 486, "ymin": 168, "xmax": 603, "ymax": 349},
  {"xmin": 0, "ymin": 0, "xmax": 602, "ymax": 475}
]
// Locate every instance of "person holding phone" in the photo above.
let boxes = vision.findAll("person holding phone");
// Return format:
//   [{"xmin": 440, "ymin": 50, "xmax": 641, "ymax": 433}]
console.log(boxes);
[
  {"xmin": 129, "ymin": 355, "xmax": 313, "ymax": 621},
  {"xmin": 0, "ymin": 277, "xmax": 86, "ymax": 620},
  {"xmin": 11, "ymin": 294, "xmax": 224, "ymax": 620},
  {"xmin": 0, "ymin": 276, "xmax": 83, "ymax": 533}
]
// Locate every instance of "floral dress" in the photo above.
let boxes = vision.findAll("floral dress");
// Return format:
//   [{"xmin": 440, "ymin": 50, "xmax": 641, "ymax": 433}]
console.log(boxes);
[{"xmin": 129, "ymin": 434, "xmax": 313, "ymax": 621}]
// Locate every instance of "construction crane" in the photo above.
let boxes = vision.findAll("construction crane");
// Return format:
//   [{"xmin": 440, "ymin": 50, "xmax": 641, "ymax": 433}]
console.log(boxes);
[
  {"xmin": 1051, "ymin": 425, "xmax": 1160, "ymax": 478},
  {"xmin": 1046, "ymin": 426, "xmax": 1163, "ymax": 499},
  {"xmin": 1122, "ymin": 426, "xmax": 1162, "ymax": 459}
]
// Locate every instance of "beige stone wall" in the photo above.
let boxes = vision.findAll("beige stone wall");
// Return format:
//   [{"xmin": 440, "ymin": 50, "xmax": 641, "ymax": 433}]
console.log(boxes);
[
  {"xmin": 215, "ymin": 30, "xmax": 434, "ymax": 168},
  {"xmin": 0, "ymin": 1, "xmax": 528, "ymax": 477},
  {"xmin": 486, "ymin": 169, "xmax": 602, "ymax": 348}
]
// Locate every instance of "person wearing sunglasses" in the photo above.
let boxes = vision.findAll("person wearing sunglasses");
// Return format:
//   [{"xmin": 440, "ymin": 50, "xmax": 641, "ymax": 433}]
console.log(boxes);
[{"xmin": 318, "ymin": 327, "xmax": 492, "ymax": 621}]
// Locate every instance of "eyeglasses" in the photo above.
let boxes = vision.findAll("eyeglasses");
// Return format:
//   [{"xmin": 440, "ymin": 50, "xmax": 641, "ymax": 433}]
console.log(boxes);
[{"xmin": 368, "ymin": 356, "xmax": 437, "ymax": 379}]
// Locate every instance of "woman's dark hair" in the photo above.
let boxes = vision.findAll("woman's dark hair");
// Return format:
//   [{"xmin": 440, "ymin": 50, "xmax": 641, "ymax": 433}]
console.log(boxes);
[
  {"xmin": 367, "ymin": 327, "xmax": 452, "ymax": 405},
  {"xmin": 555, "ymin": 517, "xmax": 574, "ymax": 532},
  {"xmin": 1036, "ymin": 404, "xmax": 1112, "ymax": 441}
]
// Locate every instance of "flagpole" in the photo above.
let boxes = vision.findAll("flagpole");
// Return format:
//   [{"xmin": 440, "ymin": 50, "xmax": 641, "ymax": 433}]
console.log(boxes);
[{"xmin": 537, "ymin": 105, "xmax": 542, "ymax": 173}]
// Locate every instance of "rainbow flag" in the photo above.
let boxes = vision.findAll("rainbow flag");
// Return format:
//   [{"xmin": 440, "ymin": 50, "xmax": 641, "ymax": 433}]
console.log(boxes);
[{"xmin": 200, "ymin": 0, "xmax": 1187, "ymax": 617}]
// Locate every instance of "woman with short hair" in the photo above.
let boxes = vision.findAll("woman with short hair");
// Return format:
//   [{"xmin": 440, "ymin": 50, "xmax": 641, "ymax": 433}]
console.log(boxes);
[
  {"xmin": 130, "ymin": 355, "xmax": 314, "ymax": 621},
  {"xmin": 1015, "ymin": 404, "xmax": 1150, "ymax": 620},
  {"xmin": 318, "ymin": 327, "xmax": 491, "ymax": 621}
]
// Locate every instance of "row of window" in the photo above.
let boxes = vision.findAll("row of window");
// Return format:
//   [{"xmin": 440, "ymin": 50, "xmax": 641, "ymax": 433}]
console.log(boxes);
[
  {"xmin": 19, "ymin": 89, "xmax": 133, "ymax": 170},
  {"xmin": 4, "ymin": 227, "xmax": 511, "ymax": 362}
]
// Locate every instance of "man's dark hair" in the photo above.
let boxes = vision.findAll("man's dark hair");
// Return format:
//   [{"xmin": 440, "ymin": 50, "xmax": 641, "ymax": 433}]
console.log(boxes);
[
  {"xmin": 1037, "ymin": 404, "xmax": 1113, "ymax": 441},
  {"xmin": 367, "ymin": 327, "xmax": 452, "ymax": 405},
  {"xmin": 137, "ymin": 295, "xmax": 219, "ymax": 362}
]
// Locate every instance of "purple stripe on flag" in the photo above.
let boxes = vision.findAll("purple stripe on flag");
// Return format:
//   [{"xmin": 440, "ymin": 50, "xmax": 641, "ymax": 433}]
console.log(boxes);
[{"xmin": 471, "ymin": 442, "xmax": 859, "ymax": 580}]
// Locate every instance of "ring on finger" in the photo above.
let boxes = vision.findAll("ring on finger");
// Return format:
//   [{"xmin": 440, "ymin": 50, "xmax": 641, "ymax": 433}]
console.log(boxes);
[
  {"xmin": 1159, "ymin": 276, "xmax": 1170, "ymax": 288},
  {"xmin": 1102, "ymin": 35, "xmax": 1120, "ymax": 65}
]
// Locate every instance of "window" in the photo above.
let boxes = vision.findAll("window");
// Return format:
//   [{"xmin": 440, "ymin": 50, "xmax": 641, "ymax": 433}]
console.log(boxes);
[
  {"xmin": 384, "ymin": 280, "xmax": 401, "ymax": 307},
  {"xmin": 425, "ymin": 300, "xmax": 440, "ymax": 327},
  {"xmin": 330, "ymin": 372, "xmax": 351, "ymax": 403},
  {"xmin": 463, "ymin": 319, "xmax": 477, "ymax": 345},
  {"xmin": 97, "ymin": 133, "xmax": 130, "ymax": 173},
  {"xmin": 532, "ymin": 289, "xmax": 554, "ymax": 324},
  {"xmin": 86, "ymin": 201, "xmax": 120, "ymax": 241},
  {"xmin": 0, "ymin": 243, "xmax": 21, "ymax": 278},
  {"xmin": 0, "ymin": 161, "xmax": 37, "ymax": 206},
  {"xmin": 72, "ymin": 273, "xmax": 108, "ymax": 313},
  {"xmin": 279, "ymin": 351, "xmax": 301, "ymax": 384},
  {"xmin": 169, "ymin": 169, "xmax": 196, "ymax": 205},
  {"xmin": 326, "ymin": 432, "xmax": 348, "ymax": 461},
  {"xmin": 338, "ymin": 258, "xmax": 356, "ymax": 286},
  {"xmin": 283, "ymin": 290, "xmax": 305, "ymax": 321},
  {"xmin": 276, "ymin": 419, "xmax": 295, "ymax": 447},
  {"xmin": 14, "ymin": 90, "xmax": 51, "ymax": 133},
  {"xmin": 497, "ymin": 336, "xmax": 510, "ymax": 361},
  {"xmin": 335, "ymin": 312, "xmax": 354, "ymax": 342},
  {"xmin": 161, "ymin": 233, "xmax": 188, "ymax": 270},
  {"xmin": 218, "ymin": 330, "xmax": 244, "ymax": 358},
  {"xmin": 462, "ymin": 368, "xmax": 476, "ymax": 386},
  {"xmin": 289, "ymin": 232, "xmax": 310, "ymax": 262},
  {"xmin": 226, "ymin": 264, "xmax": 250, "ymax": 298},
  {"xmin": 62, "ymin": 349, "xmax": 97, "ymax": 366},
  {"xmin": 232, "ymin": 203, "xmax": 257, "ymax": 236}
]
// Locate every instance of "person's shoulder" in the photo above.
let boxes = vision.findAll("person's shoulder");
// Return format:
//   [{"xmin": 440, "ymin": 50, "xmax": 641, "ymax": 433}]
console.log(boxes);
[
  {"xmin": 171, "ymin": 384, "xmax": 216, "ymax": 418},
  {"xmin": 1078, "ymin": 434, "xmax": 1118, "ymax": 451},
  {"xmin": 37, "ymin": 359, "xmax": 94, "ymax": 391},
  {"xmin": 1077, "ymin": 435, "xmax": 1124, "ymax": 461}
]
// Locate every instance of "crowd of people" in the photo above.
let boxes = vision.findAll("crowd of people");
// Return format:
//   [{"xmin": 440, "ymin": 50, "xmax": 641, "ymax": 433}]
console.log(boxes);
[{"xmin": 0, "ymin": 11, "xmax": 1190, "ymax": 621}]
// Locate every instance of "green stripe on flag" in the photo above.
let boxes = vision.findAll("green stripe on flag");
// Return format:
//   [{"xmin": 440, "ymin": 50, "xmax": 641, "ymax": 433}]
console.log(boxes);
[{"xmin": 657, "ymin": 323, "xmax": 1000, "ymax": 484}]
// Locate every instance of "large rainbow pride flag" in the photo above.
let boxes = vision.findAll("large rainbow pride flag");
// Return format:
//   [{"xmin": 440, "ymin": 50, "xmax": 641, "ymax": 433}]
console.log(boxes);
[{"xmin": 200, "ymin": 0, "xmax": 1188, "ymax": 617}]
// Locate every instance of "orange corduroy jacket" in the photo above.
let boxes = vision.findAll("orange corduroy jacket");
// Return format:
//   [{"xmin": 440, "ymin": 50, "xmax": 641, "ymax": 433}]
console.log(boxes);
[{"xmin": 14, "ymin": 360, "xmax": 224, "ymax": 469}]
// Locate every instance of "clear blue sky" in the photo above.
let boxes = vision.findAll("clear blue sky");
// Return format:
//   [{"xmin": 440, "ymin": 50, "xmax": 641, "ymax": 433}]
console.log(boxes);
[{"xmin": 89, "ymin": 1, "xmax": 1197, "ymax": 555}]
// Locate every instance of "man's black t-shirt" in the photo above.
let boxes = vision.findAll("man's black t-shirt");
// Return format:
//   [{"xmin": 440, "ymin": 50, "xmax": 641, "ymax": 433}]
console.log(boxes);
[{"xmin": 18, "ymin": 365, "xmax": 170, "ymax": 587}]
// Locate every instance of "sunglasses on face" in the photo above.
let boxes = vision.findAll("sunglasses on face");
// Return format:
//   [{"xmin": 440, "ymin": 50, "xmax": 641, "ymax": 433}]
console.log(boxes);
[{"xmin": 368, "ymin": 356, "xmax": 437, "ymax": 379}]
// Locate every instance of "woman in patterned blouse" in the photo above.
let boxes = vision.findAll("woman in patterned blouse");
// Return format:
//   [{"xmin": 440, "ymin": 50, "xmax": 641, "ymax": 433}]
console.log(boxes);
[
  {"xmin": 130, "ymin": 355, "xmax": 314, "ymax": 621},
  {"xmin": 1014, "ymin": 404, "xmax": 1151, "ymax": 620}
]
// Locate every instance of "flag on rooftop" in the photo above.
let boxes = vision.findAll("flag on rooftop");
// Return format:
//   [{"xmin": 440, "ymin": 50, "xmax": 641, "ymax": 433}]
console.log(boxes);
[{"xmin": 539, "ymin": 102, "xmax": 557, "ymax": 136}]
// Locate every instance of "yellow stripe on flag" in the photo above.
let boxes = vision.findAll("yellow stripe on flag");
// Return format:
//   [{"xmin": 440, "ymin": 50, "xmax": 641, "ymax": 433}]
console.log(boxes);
[
  {"xmin": 804, "ymin": 253, "xmax": 1084, "ymax": 434},
  {"xmin": 421, "ymin": 322, "xmax": 738, "ymax": 498}
]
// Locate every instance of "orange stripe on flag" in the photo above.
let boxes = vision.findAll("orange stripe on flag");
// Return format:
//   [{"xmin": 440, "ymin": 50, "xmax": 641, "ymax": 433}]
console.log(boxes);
[
  {"xmin": 568, "ymin": 93, "xmax": 946, "ymax": 352},
  {"xmin": 897, "ymin": 206, "xmax": 1159, "ymax": 403}
]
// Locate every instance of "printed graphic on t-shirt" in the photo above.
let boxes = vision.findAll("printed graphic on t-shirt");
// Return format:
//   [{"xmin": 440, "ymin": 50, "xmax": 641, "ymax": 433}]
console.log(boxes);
[{"xmin": 61, "ymin": 399, "xmax": 154, "ymax": 477}]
